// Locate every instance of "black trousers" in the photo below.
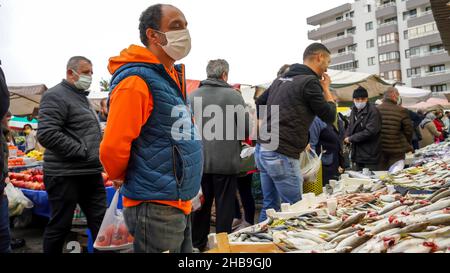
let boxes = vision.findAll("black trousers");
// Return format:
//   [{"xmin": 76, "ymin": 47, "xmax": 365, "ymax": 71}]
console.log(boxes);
[
  {"xmin": 192, "ymin": 174, "xmax": 237, "ymax": 251},
  {"xmin": 43, "ymin": 173, "xmax": 107, "ymax": 253},
  {"xmin": 234, "ymin": 174, "xmax": 256, "ymax": 225}
]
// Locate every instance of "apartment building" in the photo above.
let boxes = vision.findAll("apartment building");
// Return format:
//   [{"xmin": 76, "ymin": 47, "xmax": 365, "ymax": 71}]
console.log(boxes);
[{"xmin": 307, "ymin": 0, "xmax": 450, "ymax": 92}]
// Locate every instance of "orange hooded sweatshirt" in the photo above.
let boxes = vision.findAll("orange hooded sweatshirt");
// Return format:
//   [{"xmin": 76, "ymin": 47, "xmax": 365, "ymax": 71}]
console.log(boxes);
[{"xmin": 100, "ymin": 45, "xmax": 191, "ymax": 215}]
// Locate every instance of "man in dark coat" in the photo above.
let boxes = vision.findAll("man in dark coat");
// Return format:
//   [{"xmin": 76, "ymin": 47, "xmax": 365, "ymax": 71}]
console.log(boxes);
[
  {"xmin": 377, "ymin": 87, "xmax": 413, "ymax": 170},
  {"xmin": 37, "ymin": 56, "xmax": 106, "ymax": 253},
  {"xmin": 345, "ymin": 87, "xmax": 382, "ymax": 171}
]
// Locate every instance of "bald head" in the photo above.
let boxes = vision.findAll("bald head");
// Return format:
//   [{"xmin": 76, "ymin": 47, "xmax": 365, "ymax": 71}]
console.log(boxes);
[{"xmin": 384, "ymin": 87, "xmax": 400, "ymax": 104}]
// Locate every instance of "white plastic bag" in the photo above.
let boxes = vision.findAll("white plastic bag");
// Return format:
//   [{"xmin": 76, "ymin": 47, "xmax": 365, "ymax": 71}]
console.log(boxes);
[
  {"xmin": 388, "ymin": 160, "xmax": 405, "ymax": 174},
  {"xmin": 94, "ymin": 190, "xmax": 133, "ymax": 250},
  {"xmin": 191, "ymin": 188, "xmax": 204, "ymax": 212},
  {"xmin": 299, "ymin": 150, "xmax": 322, "ymax": 182},
  {"xmin": 5, "ymin": 183, "xmax": 34, "ymax": 217}
]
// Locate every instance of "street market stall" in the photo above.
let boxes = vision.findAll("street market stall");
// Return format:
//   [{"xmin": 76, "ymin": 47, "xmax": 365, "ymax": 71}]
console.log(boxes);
[{"xmin": 8, "ymin": 84, "xmax": 47, "ymax": 117}]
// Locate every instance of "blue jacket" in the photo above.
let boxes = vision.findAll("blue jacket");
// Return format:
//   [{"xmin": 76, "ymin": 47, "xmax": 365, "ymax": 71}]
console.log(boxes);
[{"xmin": 109, "ymin": 63, "xmax": 203, "ymax": 201}]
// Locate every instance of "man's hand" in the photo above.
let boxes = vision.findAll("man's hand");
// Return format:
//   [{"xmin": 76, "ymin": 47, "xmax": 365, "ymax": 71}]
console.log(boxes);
[
  {"xmin": 305, "ymin": 144, "xmax": 312, "ymax": 152},
  {"xmin": 320, "ymin": 73, "xmax": 331, "ymax": 90},
  {"xmin": 113, "ymin": 180, "xmax": 124, "ymax": 190},
  {"xmin": 344, "ymin": 137, "xmax": 351, "ymax": 144}
]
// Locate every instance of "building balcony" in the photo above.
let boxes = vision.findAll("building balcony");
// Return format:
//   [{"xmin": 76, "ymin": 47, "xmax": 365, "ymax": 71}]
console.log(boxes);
[
  {"xmin": 376, "ymin": 2, "xmax": 397, "ymax": 19},
  {"xmin": 411, "ymin": 70, "xmax": 450, "ymax": 86},
  {"xmin": 322, "ymin": 34, "xmax": 354, "ymax": 50},
  {"xmin": 379, "ymin": 60, "xmax": 401, "ymax": 73},
  {"xmin": 377, "ymin": 21, "xmax": 399, "ymax": 36},
  {"xmin": 307, "ymin": 3, "xmax": 352, "ymax": 26},
  {"xmin": 330, "ymin": 51, "xmax": 355, "ymax": 65},
  {"xmin": 378, "ymin": 42, "xmax": 400, "ymax": 54},
  {"xmin": 406, "ymin": 0, "xmax": 431, "ymax": 10},
  {"xmin": 409, "ymin": 32, "xmax": 442, "ymax": 47},
  {"xmin": 410, "ymin": 50, "xmax": 450, "ymax": 67},
  {"xmin": 407, "ymin": 10, "xmax": 434, "ymax": 28},
  {"xmin": 308, "ymin": 18, "xmax": 353, "ymax": 40}
]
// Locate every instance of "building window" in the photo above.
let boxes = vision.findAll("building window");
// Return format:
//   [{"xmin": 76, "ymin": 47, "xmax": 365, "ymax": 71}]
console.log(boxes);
[
  {"xmin": 429, "ymin": 64, "xmax": 446, "ymax": 73},
  {"xmin": 336, "ymin": 16, "xmax": 343, "ymax": 21},
  {"xmin": 337, "ymin": 32, "xmax": 345, "ymax": 37},
  {"xmin": 425, "ymin": 6, "xmax": 432, "ymax": 12},
  {"xmin": 367, "ymin": 5, "xmax": 372, "ymax": 12},
  {"xmin": 408, "ymin": 22, "xmax": 438, "ymax": 39},
  {"xmin": 378, "ymin": 32, "xmax": 399, "ymax": 46},
  {"xmin": 348, "ymin": 43, "xmax": 357, "ymax": 52},
  {"xmin": 379, "ymin": 51, "xmax": 400, "ymax": 64},
  {"xmin": 404, "ymin": 30, "xmax": 409, "ymax": 39},
  {"xmin": 338, "ymin": 48, "xmax": 346, "ymax": 54},
  {"xmin": 381, "ymin": 70, "xmax": 402, "ymax": 81},
  {"xmin": 407, "ymin": 67, "xmax": 421, "ymax": 77},
  {"xmin": 403, "ymin": 9, "xmax": 417, "ymax": 20},
  {"xmin": 383, "ymin": 16, "xmax": 397, "ymax": 24},
  {"xmin": 430, "ymin": 44, "xmax": 444, "ymax": 53},
  {"xmin": 431, "ymin": 85, "xmax": 448, "ymax": 92},
  {"xmin": 366, "ymin": 22, "xmax": 373, "ymax": 31},
  {"xmin": 366, "ymin": 39, "xmax": 375, "ymax": 48},
  {"xmin": 405, "ymin": 49, "xmax": 410, "ymax": 59},
  {"xmin": 368, "ymin": 57, "xmax": 376, "ymax": 66},
  {"xmin": 345, "ymin": 11, "xmax": 354, "ymax": 19},
  {"xmin": 347, "ymin": 27, "xmax": 356, "ymax": 35}
]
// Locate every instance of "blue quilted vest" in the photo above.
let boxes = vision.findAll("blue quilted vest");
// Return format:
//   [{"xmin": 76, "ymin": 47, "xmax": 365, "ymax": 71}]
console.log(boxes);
[{"xmin": 109, "ymin": 63, "xmax": 203, "ymax": 201}]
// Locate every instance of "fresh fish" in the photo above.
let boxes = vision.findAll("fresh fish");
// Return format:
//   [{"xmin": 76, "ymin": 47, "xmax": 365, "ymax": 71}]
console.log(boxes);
[
  {"xmin": 313, "ymin": 219, "xmax": 343, "ymax": 231},
  {"xmin": 409, "ymin": 226, "xmax": 450, "ymax": 239},
  {"xmin": 383, "ymin": 205, "xmax": 409, "ymax": 218},
  {"xmin": 435, "ymin": 238, "xmax": 450, "ymax": 251},
  {"xmin": 336, "ymin": 231, "xmax": 373, "ymax": 249},
  {"xmin": 329, "ymin": 233, "xmax": 354, "ymax": 245},
  {"xmin": 287, "ymin": 231, "xmax": 327, "ymax": 244},
  {"xmin": 284, "ymin": 237, "xmax": 319, "ymax": 249},
  {"xmin": 380, "ymin": 195, "xmax": 398, "ymax": 203},
  {"xmin": 369, "ymin": 220, "xmax": 406, "ymax": 235},
  {"xmin": 430, "ymin": 190, "xmax": 450, "ymax": 203},
  {"xmin": 397, "ymin": 222, "xmax": 430, "ymax": 234},
  {"xmin": 426, "ymin": 214, "xmax": 450, "ymax": 226},
  {"xmin": 387, "ymin": 238, "xmax": 426, "ymax": 253},
  {"xmin": 341, "ymin": 212, "xmax": 366, "ymax": 229},
  {"xmin": 379, "ymin": 201, "xmax": 403, "ymax": 215},
  {"xmin": 324, "ymin": 247, "xmax": 352, "ymax": 253},
  {"xmin": 335, "ymin": 225, "xmax": 365, "ymax": 237},
  {"xmin": 425, "ymin": 188, "xmax": 447, "ymax": 202},
  {"xmin": 403, "ymin": 244, "xmax": 433, "ymax": 253},
  {"xmin": 413, "ymin": 199, "xmax": 450, "ymax": 214},
  {"xmin": 376, "ymin": 228, "xmax": 401, "ymax": 238},
  {"xmin": 252, "ymin": 233, "xmax": 273, "ymax": 241}
]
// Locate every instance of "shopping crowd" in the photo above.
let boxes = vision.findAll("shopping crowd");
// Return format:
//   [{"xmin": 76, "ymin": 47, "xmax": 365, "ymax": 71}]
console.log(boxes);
[{"xmin": 1, "ymin": 3, "xmax": 449, "ymax": 254}]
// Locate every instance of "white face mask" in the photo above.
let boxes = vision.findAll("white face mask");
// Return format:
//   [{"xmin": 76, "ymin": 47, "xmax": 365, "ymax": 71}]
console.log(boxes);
[
  {"xmin": 157, "ymin": 29, "xmax": 191, "ymax": 61},
  {"xmin": 72, "ymin": 70, "xmax": 92, "ymax": 91},
  {"xmin": 354, "ymin": 101, "xmax": 367, "ymax": 110}
]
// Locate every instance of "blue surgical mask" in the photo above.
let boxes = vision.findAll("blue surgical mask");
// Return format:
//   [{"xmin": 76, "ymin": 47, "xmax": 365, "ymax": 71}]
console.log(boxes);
[{"xmin": 355, "ymin": 102, "xmax": 367, "ymax": 110}]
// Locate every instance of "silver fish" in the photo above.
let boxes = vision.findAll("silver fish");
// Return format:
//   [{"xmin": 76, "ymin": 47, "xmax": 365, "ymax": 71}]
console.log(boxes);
[
  {"xmin": 324, "ymin": 247, "xmax": 352, "ymax": 253},
  {"xmin": 387, "ymin": 238, "xmax": 426, "ymax": 253},
  {"xmin": 329, "ymin": 233, "xmax": 355, "ymax": 245},
  {"xmin": 431, "ymin": 190, "xmax": 450, "ymax": 203},
  {"xmin": 378, "ymin": 201, "xmax": 403, "ymax": 215},
  {"xmin": 425, "ymin": 188, "xmax": 447, "ymax": 201},
  {"xmin": 426, "ymin": 214, "xmax": 450, "ymax": 226},
  {"xmin": 409, "ymin": 226, "xmax": 450, "ymax": 239},
  {"xmin": 287, "ymin": 230, "xmax": 327, "ymax": 244},
  {"xmin": 314, "ymin": 219, "xmax": 343, "ymax": 231},
  {"xmin": 336, "ymin": 232, "xmax": 373, "ymax": 249},
  {"xmin": 341, "ymin": 212, "xmax": 367, "ymax": 229},
  {"xmin": 369, "ymin": 220, "xmax": 406, "ymax": 235},
  {"xmin": 397, "ymin": 221, "xmax": 430, "ymax": 234},
  {"xmin": 413, "ymin": 199, "xmax": 450, "ymax": 214},
  {"xmin": 383, "ymin": 205, "xmax": 409, "ymax": 218}
]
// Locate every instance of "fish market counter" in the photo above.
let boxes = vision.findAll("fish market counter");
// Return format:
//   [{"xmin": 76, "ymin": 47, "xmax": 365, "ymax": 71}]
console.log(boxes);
[{"xmin": 212, "ymin": 142, "xmax": 450, "ymax": 253}]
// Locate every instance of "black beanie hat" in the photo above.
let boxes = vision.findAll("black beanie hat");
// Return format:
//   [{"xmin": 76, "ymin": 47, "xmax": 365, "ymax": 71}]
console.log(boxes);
[{"xmin": 353, "ymin": 87, "xmax": 368, "ymax": 99}]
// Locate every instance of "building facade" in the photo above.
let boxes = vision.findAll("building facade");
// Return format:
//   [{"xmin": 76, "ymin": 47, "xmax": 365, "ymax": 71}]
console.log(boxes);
[{"xmin": 307, "ymin": 0, "xmax": 450, "ymax": 92}]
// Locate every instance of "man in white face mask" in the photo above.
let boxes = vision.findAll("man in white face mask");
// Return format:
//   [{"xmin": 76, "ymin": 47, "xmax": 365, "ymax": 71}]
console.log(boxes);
[
  {"xmin": 37, "ymin": 56, "xmax": 106, "ymax": 253},
  {"xmin": 345, "ymin": 87, "xmax": 382, "ymax": 171},
  {"xmin": 100, "ymin": 4, "xmax": 202, "ymax": 253}
]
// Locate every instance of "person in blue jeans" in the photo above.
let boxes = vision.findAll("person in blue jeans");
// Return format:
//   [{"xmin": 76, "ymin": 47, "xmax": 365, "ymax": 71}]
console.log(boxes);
[
  {"xmin": 255, "ymin": 144, "xmax": 303, "ymax": 222},
  {"xmin": 255, "ymin": 43, "xmax": 337, "ymax": 222}
]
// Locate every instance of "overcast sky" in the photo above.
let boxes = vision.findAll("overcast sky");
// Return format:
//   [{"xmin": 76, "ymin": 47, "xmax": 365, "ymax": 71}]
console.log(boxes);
[{"xmin": 0, "ymin": 0, "xmax": 349, "ymax": 89}]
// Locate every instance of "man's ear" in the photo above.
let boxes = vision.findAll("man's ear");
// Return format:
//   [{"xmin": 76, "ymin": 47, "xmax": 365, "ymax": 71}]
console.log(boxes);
[{"xmin": 146, "ymin": 28, "xmax": 160, "ymax": 45}]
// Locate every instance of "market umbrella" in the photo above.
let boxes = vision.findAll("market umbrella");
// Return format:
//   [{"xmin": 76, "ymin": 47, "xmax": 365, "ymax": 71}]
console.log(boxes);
[
  {"xmin": 8, "ymin": 84, "xmax": 47, "ymax": 116},
  {"xmin": 405, "ymin": 97, "xmax": 450, "ymax": 111},
  {"xmin": 397, "ymin": 86, "xmax": 432, "ymax": 106},
  {"xmin": 326, "ymin": 69, "xmax": 393, "ymax": 102}
]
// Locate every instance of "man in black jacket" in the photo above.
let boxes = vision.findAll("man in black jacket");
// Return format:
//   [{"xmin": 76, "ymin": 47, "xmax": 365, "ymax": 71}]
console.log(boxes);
[
  {"xmin": 37, "ymin": 56, "xmax": 106, "ymax": 253},
  {"xmin": 255, "ymin": 43, "xmax": 336, "ymax": 222},
  {"xmin": 345, "ymin": 87, "xmax": 382, "ymax": 171},
  {"xmin": 0, "ymin": 61, "xmax": 11, "ymax": 253}
]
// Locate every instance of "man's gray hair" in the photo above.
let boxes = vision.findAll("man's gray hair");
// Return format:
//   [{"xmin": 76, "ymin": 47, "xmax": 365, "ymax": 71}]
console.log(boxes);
[
  {"xmin": 206, "ymin": 59, "xmax": 229, "ymax": 79},
  {"xmin": 384, "ymin": 87, "xmax": 398, "ymax": 99},
  {"xmin": 67, "ymin": 56, "xmax": 92, "ymax": 71}
]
